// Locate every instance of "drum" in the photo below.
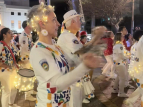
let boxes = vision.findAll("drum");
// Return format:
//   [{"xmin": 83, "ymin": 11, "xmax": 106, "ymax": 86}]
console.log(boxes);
[{"xmin": 14, "ymin": 68, "xmax": 36, "ymax": 92}]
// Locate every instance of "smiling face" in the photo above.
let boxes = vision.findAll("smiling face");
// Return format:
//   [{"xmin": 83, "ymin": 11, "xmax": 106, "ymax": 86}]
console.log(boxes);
[
  {"xmin": 70, "ymin": 16, "xmax": 81, "ymax": 32},
  {"xmin": 3, "ymin": 30, "xmax": 13, "ymax": 42},
  {"xmin": 43, "ymin": 12, "xmax": 60, "ymax": 38}
]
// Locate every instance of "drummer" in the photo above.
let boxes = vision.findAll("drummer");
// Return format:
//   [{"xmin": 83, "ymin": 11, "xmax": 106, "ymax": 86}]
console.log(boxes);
[
  {"xmin": 0, "ymin": 28, "xmax": 21, "ymax": 107},
  {"xmin": 28, "ymin": 3, "xmax": 102, "ymax": 107},
  {"xmin": 19, "ymin": 21, "xmax": 36, "ymax": 101}
]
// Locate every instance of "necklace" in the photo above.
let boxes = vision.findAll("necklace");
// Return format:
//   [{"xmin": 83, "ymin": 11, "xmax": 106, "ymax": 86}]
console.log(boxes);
[{"xmin": 115, "ymin": 41, "xmax": 122, "ymax": 44}]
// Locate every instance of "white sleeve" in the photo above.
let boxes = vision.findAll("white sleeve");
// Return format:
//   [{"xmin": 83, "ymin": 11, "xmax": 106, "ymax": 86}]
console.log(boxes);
[
  {"xmin": 117, "ymin": 45, "xmax": 124, "ymax": 54},
  {"xmin": 50, "ymin": 63, "xmax": 89, "ymax": 91},
  {"xmin": 139, "ymin": 36, "xmax": 143, "ymax": 54},
  {"xmin": 30, "ymin": 49, "xmax": 90, "ymax": 91},
  {"xmin": 117, "ymin": 45, "xmax": 127, "ymax": 59},
  {"xmin": 19, "ymin": 34, "xmax": 28, "ymax": 49},
  {"xmin": 65, "ymin": 34, "xmax": 83, "ymax": 66},
  {"xmin": 65, "ymin": 34, "xmax": 83, "ymax": 53},
  {"xmin": 126, "ymin": 41, "xmax": 130, "ymax": 47},
  {"xmin": 30, "ymin": 50, "xmax": 60, "ymax": 82}
]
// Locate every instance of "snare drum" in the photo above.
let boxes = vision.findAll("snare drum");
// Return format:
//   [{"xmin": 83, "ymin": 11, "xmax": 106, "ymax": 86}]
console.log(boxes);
[{"xmin": 14, "ymin": 68, "xmax": 36, "ymax": 92}]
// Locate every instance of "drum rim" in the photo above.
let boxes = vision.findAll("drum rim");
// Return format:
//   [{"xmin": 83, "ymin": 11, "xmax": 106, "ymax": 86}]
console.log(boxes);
[{"xmin": 18, "ymin": 68, "xmax": 35, "ymax": 78}]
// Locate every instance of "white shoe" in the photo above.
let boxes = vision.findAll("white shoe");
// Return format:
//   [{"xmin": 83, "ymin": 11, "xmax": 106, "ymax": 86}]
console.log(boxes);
[
  {"xmin": 25, "ymin": 95, "xmax": 36, "ymax": 101},
  {"xmin": 125, "ymin": 84, "xmax": 135, "ymax": 89},
  {"xmin": 124, "ymin": 99, "xmax": 134, "ymax": 107},
  {"xmin": 118, "ymin": 93, "xmax": 128, "ymax": 97},
  {"xmin": 112, "ymin": 89, "xmax": 118, "ymax": 94},
  {"xmin": 9, "ymin": 104, "xmax": 21, "ymax": 107},
  {"xmin": 82, "ymin": 99, "xmax": 90, "ymax": 103}
]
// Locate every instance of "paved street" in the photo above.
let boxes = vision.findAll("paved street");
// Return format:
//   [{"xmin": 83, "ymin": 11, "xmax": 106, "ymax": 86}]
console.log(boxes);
[{"xmin": 0, "ymin": 68, "xmax": 141, "ymax": 107}]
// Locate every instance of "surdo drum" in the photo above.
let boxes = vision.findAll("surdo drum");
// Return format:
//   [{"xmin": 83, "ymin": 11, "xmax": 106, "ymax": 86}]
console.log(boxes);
[{"xmin": 14, "ymin": 68, "xmax": 36, "ymax": 92}]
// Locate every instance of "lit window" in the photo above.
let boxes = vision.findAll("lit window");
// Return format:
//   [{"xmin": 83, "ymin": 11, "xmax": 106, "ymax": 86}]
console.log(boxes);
[
  {"xmin": 18, "ymin": 21, "xmax": 21, "ymax": 29},
  {"xmin": 11, "ymin": 20, "xmax": 14, "ymax": 28}
]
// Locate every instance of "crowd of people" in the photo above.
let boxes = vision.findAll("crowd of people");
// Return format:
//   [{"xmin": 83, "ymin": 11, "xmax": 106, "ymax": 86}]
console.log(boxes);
[{"xmin": 0, "ymin": 1, "xmax": 143, "ymax": 107}]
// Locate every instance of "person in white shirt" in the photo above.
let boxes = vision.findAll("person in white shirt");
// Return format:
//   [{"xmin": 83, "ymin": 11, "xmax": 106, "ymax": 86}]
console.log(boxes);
[
  {"xmin": 19, "ymin": 21, "xmax": 36, "ymax": 101},
  {"xmin": 57, "ymin": 10, "xmax": 106, "ymax": 106},
  {"xmin": 0, "ymin": 28, "xmax": 21, "ymax": 107},
  {"xmin": 27, "ymin": 3, "xmax": 102, "ymax": 107},
  {"xmin": 125, "ymin": 30, "xmax": 143, "ymax": 107},
  {"xmin": 112, "ymin": 33, "xmax": 129, "ymax": 97}
]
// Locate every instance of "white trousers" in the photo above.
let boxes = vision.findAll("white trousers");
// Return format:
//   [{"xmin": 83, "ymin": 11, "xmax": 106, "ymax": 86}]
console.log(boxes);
[
  {"xmin": 0, "ymin": 70, "xmax": 17, "ymax": 107},
  {"xmin": 113, "ymin": 65, "xmax": 126, "ymax": 94},
  {"xmin": 127, "ymin": 87, "xmax": 141, "ymax": 103},
  {"xmin": 102, "ymin": 55, "xmax": 115, "ymax": 76},
  {"xmin": 69, "ymin": 84, "xmax": 84, "ymax": 107}
]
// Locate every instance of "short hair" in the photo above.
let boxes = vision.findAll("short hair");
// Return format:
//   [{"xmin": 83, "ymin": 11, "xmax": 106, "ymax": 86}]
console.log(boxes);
[
  {"xmin": 80, "ymin": 35, "xmax": 86, "ymax": 41},
  {"xmin": 133, "ymin": 30, "xmax": 143, "ymax": 41},
  {"xmin": 114, "ymin": 32, "xmax": 122, "ymax": 44},
  {"xmin": 22, "ymin": 21, "xmax": 27, "ymax": 29},
  {"xmin": 119, "ymin": 26, "xmax": 126, "ymax": 32},
  {"xmin": 27, "ymin": 3, "xmax": 54, "ymax": 33},
  {"xmin": 0, "ymin": 28, "xmax": 10, "ymax": 41},
  {"xmin": 65, "ymin": 17, "xmax": 77, "ymax": 28}
]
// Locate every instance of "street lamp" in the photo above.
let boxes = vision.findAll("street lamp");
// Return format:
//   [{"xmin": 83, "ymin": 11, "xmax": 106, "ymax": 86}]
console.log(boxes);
[
  {"xmin": 131, "ymin": 0, "xmax": 134, "ymax": 35},
  {"xmin": 47, "ymin": 0, "xmax": 51, "ymax": 5}
]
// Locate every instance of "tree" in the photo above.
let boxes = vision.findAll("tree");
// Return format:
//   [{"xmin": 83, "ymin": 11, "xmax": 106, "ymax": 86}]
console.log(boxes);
[{"xmin": 82, "ymin": 0, "xmax": 132, "ymax": 27}]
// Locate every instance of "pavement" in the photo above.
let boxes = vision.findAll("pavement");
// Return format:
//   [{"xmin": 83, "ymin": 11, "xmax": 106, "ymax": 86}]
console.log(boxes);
[
  {"xmin": 0, "ymin": 68, "xmax": 141, "ymax": 107},
  {"xmin": 83, "ymin": 68, "xmax": 141, "ymax": 107}
]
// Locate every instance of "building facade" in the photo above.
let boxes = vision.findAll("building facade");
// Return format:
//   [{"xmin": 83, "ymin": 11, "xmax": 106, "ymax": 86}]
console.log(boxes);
[
  {"xmin": 4, "ymin": 0, "xmax": 29, "ymax": 7},
  {"xmin": 0, "ymin": 0, "xmax": 29, "ymax": 33}
]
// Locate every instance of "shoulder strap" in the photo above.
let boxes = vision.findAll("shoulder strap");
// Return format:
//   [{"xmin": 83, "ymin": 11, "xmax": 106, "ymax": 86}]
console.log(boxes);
[{"xmin": 0, "ymin": 41, "xmax": 19, "ymax": 68}]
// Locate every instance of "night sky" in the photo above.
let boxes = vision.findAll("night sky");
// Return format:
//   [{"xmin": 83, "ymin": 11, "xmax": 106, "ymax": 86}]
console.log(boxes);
[{"xmin": 29, "ymin": 0, "xmax": 69, "ymax": 24}]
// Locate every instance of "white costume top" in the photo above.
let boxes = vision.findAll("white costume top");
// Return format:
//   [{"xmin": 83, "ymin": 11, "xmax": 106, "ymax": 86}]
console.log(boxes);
[
  {"xmin": 57, "ymin": 30, "xmax": 83, "ymax": 67},
  {"xmin": 128, "ymin": 42, "xmax": 137, "ymax": 76},
  {"xmin": 113, "ymin": 43, "xmax": 127, "ymax": 65},
  {"xmin": 30, "ymin": 41, "xmax": 89, "ymax": 107},
  {"xmin": 126, "ymin": 41, "xmax": 131, "ymax": 47},
  {"xmin": 131, "ymin": 36, "xmax": 143, "ymax": 80},
  {"xmin": 19, "ymin": 31, "xmax": 32, "ymax": 61}
]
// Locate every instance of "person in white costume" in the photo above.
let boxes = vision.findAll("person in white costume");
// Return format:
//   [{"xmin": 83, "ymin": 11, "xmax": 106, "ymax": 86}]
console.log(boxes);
[
  {"xmin": 58, "ymin": 10, "xmax": 89, "ymax": 105},
  {"xmin": 112, "ymin": 33, "xmax": 130, "ymax": 97},
  {"xmin": 125, "ymin": 30, "xmax": 143, "ymax": 107},
  {"xmin": 19, "ymin": 21, "xmax": 36, "ymax": 101},
  {"xmin": 28, "ymin": 3, "xmax": 102, "ymax": 107},
  {"xmin": 57, "ymin": 10, "xmax": 107, "ymax": 106},
  {"xmin": 0, "ymin": 28, "xmax": 21, "ymax": 107}
]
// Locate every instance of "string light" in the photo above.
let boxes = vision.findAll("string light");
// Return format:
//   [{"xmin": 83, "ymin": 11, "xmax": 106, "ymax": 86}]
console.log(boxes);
[{"xmin": 14, "ymin": 71, "xmax": 36, "ymax": 92}]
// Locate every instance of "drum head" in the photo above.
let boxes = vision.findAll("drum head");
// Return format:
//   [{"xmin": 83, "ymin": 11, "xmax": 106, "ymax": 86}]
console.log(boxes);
[{"xmin": 18, "ymin": 69, "xmax": 35, "ymax": 78}]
